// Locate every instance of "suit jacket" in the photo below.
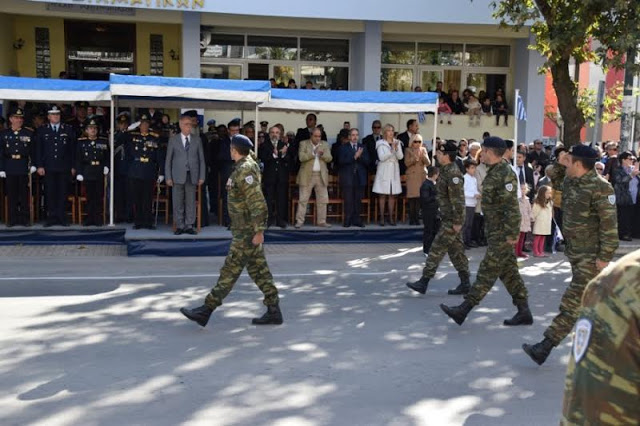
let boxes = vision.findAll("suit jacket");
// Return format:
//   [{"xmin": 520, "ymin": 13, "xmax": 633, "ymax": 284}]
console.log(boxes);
[
  {"xmin": 296, "ymin": 140, "xmax": 332, "ymax": 187},
  {"xmin": 338, "ymin": 142, "xmax": 370, "ymax": 187},
  {"xmin": 165, "ymin": 133, "xmax": 206, "ymax": 185},
  {"xmin": 515, "ymin": 164, "xmax": 535, "ymax": 201},
  {"xmin": 362, "ymin": 134, "xmax": 381, "ymax": 173},
  {"xmin": 259, "ymin": 139, "xmax": 292, "ymax": 184},
  {"xmin": 292, "ymin": 127, "xmax": 328, "ymax": 173}
]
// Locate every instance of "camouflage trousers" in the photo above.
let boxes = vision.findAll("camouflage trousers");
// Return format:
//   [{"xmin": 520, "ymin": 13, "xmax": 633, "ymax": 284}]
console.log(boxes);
[
  {"xmin": 544, "ymin": 256, "xmax": 598, "ymax": 346},
  {"xmin": 204, "ymin": 237, "xmax": 279, "ymax": 310},
  {"xmin": 422, "ymin": 224, "xmax": 470, "ymax": 280},
  {"xmin": 465, "ymin": 241, "xmax": 528, "ymax": 307}
]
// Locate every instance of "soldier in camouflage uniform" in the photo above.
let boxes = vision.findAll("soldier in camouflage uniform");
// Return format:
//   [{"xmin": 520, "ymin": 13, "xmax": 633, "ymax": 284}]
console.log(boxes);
[
  {"xmin": 406, "ymin": 140, "xmax": 471, "ymax": 295},
  {"xmin": 523, "ymin": 145, "xmax": 618, "ymax": 365},
  {"xmin": 441, "ymin": 137, "xmax": 532, "ymax": 326},
  {"xmin": 560, "ymin": 249, "xmax": 639, "ymax": 426},
  {"xmin": 181, "ymin": 134, "xmax": 282, "ymax": 327}
]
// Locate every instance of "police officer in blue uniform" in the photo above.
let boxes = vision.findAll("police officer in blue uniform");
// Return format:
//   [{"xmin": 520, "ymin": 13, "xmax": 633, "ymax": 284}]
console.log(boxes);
[
  {"xmin": 0, "ymin": 108, "xmax": 36, "ymax": 226},
  {"xmin": 35, "ymin": 105, "xmax": 76, "ymax": 226},
  {"xmin": 76, "ymin": 119, "xmax": 109, "ymax": 226},
  {"xmin": 114, "ymin": 114, "xmax": 132, "ymax": 222},
  {"xmin": 127, "ymin": 114, "xmax": 165, "ymax": 229}
]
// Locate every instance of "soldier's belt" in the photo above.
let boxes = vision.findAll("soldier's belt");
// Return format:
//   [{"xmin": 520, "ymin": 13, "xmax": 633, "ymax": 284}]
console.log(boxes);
[
  {"xmin": 137, "ymin": 157, "xmax": 150, "ymax": 163},
  {"xmin": 91, "ymin": 161, "xmax": 100, "ymax": 166},
  {"xmin": 11, "ymin": 155, "xmax": 21, "ymax": 160}
]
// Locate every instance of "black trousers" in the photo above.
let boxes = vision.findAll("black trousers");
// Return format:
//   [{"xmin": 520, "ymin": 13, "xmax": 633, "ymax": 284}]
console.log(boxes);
[
  {"xmin": 471, "ymin": 212, "xmax": 485, "ymax": 244},
  {"xmin": 208, "ymin": 168, "xmax": 219, "ymax": 214},
  {"xmin": 341, "ymin": 184, "xmax": 364, "ymax": 225},
  {"xmin": 422, "ymin": 207, "xmax": 440, "ymax": 253},
  {"xmin": 264, "ymin": 180, "xmax": 289, "ymax": 224},
  {"xmin": 6, "ymin": 174, "xmax": 29, "ymax": 225},
  {"xmin": 84, "ymin": 178, "xmax": 104, "ymax": 225},
  {"xmin": 617, "ymin": 204, "xmax": 634, "ymax": 238},
  {"xmin": 45, "ymin": 171, "xmax": 69, "ymax": 224},
  {"xmin": 408, "ymin": 198, "xmax": 420, "ymax": 224},
  {"xmin": 130, "ymin": 178, "xmax": 154, "ymax": 227},
  {"xmin": 114, "ymin": 174, "xmax": 131, "ymax": 222}
]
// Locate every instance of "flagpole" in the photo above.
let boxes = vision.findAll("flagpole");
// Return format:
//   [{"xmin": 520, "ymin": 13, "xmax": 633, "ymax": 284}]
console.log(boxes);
[{"xmin": 513, "ymin": 89, "xmax": 519, "ymax": 166}]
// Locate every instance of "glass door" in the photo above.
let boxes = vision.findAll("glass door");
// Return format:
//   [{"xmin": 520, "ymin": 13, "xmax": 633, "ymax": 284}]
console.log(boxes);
[
  {"xmin": 419, "ymin": 68, "xmax": 442, "ymax": 92},
  {"xmin": 201, "ymin": 63, "xmax": 243, "ymax": 80},
  {"xmin": 270, "ymin": 63, "xmax": 297, "ymax": 87}
]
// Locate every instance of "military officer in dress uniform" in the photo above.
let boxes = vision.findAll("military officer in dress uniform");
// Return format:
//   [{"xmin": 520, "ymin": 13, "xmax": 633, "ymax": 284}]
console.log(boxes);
[
  {"xmin": 114, "ymin": 114, "xmax": 132, "ymax": 222},
  {"xmin": 75, "ymin": 119, "xmax": 109, "ymax": 226},
  {"xmin": 180, "ymin": 135, "xmax": 282, "ymax": 328},
  {"xmin": 0, "ymin": 108, "xmax": 36, "ymax": 226},
  {"xmin": 35, "ymin": 105, "xmax": 76, "ymax": 226},
  {"xmin": 67, "ymin": 101, "xmax": 91, "ymax": 137},
  {"xmin": 127, "ymin": 114, "xmax": 165, "ymax": 229}
]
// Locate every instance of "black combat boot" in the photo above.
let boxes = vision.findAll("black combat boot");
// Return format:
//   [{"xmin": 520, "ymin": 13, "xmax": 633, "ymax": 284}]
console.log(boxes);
[
  {"xmin": 252, "ymin": 303, "xmax": 283, "ymax": 325},
  {"xmin": 522, "ymin": 337, "xmax": 555, "ymax": 365},
  {"xmin": 503, "ymin": 302, "xmax": 533, "ymax": 326},
  {"xmin": 406, "ymin": 277, "xmax": 430, "ymax": 294},
  {"xmin": 440, "ymin": 300, "xmax": 473, "ymax": 325},
  {"xmin": 180, "ymin": 305, "xmax": 213, "ymax": 327},
  {"xmin": 448, "ymin": 272, "xmax": 471, "ymax": 295}
]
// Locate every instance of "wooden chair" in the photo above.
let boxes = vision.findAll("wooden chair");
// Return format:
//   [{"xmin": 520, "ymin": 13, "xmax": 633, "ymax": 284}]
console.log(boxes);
[
  {"xmin": 152, "ymin": 182, "xmax": 170, "ymax": 225},
  {"xmin": 326, "ymin": 175, "xmax": 344, "ymax": 224},
  {"xmin": 66, "ymin": 194, "xmax": 77, "ymax": 224},
  {"xmin": 77, "ymin": 177, "xmax": 108, "ymax": 225}
]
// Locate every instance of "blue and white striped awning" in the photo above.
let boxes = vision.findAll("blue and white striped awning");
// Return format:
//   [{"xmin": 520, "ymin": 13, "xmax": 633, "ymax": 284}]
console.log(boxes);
[
  {"xmin": 261, "ymin": 89, "xmax": 438, "ymax": 113},
  {"xmin": 0, "ymin": 76, "xmax": 110, "ymax": 102}
]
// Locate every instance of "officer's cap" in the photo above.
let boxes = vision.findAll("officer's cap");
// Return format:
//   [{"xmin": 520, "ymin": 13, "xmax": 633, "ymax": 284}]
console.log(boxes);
[
  {"xmin": 183, "ymin": 110, "xmax": 198, "ymax": 118},
  {"xmin": 87, "ymin": 119, "xmax": 99, "ymax": 128},
  {"xmin": 75, "ymin": 101, "xmax": 89, "ymax": 109},
  {"xmin": 118, "ymin": 115, "xmax": 129, "ymax": 123},
  {"xmin": 9, "ymin": 108, "xmax": 24, "ymax": 118},
  {"xmin": 438, "ymin": 139, "xmax": 458, "ymax": 153},
  {"xmin": 228, "ymin": 118, "xmax": 241, "ymax": 127},
  {"xmin": 569, "ymin": 144, "xmax": 599, "ymax": 160},
  {"xmin": 48, "ymin": 105, "xmax": 61, "ymax": 114},
  {"xmin": 260, "ymin": 121, "xmax": 268, "ymax": 127},
  {"xmin": 231, "ymin": 134, "xmax": 254, "ymax": 150},
  {"xmin": 483, "ymin": 136, "xmax": 507, "ymax": 149},
  {"xmin": 139, "ymin": 113, "xmax": 151, "ymax": 122},
  {"xmin": 206, "ymin": 119, "xmax": 216, "ymax": 126}
]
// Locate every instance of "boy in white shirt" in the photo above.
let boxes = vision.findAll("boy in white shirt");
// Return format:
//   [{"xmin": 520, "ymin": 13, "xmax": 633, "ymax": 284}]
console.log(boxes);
[{"xmin": 463, "ymin": 159, "xmax": 480, "ymax": 249}]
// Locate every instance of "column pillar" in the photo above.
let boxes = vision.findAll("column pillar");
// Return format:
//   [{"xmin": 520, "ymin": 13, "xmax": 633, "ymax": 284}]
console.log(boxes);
[
  {"xmin": 352, "ymin": 21, "xmax": 382, "ymax": 132},
  {"xmin": 181, "ymin": 11, "xmax": 201, "ymax": 78},
  {"xmin": 514, "ymin": 33, "xmax": 546, "ymax": 144}
]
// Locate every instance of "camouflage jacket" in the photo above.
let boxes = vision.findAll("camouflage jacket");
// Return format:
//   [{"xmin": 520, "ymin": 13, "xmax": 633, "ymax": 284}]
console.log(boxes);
[
  {"xmin": 561, "ymin": 249, "xmax": 640, "ymax": 426},
  {"xmin": 437, "ymin": 162, "xmax": 465, "ymax": 226},
  {"xmin": 547, "ymin": 162, "xmax": 566, "ymax": 206},
  {"xmin": 482, "ymin": 159, "xmax": 521, "ymax": 244},
  {"xmin": 562, "ymin": 169, "xmax": 618, "ymax": 262},
  {"xmin": 227, "ymin": 155, "xmax": 268, "ymax": 237}
]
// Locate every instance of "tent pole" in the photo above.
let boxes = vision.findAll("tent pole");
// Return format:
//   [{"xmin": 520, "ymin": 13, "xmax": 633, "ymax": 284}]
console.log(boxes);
[
  {"xmin": 432, "ymin": 108, "xmax": 438, "ymax": 159},
  {"xmin": 255, "ymin": 103, "xmax": 259, "ymax": 155},
  {"xmin": 109, "ymin": 96, "xmax": 115, "ymax": 226}
]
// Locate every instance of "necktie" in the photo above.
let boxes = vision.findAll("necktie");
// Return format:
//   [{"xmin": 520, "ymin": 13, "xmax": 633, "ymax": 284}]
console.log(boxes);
[
  {"xmin": 352, "ymin": 143, "xmax": 357, "ymax": 152},
  {"xmin": 185, "ymin": 136, "xmax": 190, "ymax": 152},
  {"xmin": 519, "ymin": 167, "xmax": 525, "ymax": 184}
]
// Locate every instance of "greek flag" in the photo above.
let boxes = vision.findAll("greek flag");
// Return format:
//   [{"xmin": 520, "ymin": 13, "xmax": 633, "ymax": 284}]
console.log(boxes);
[
  {"xmin": 516, "ymin": 94, "xmax": 527, "ymax": 121},
  {"xmin": 418, "ymin": 111, "xmax": 426, "ymax": 123}
]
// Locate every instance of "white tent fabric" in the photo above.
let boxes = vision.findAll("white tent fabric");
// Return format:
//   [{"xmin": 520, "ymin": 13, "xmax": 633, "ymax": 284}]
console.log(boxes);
[
  {"xmin": 0, "ymin": 76, "xmax": 110, "ymax": 102},
  {"xmin": 261, "ymin": 89, "xmax": 438, "ymax": 113}
]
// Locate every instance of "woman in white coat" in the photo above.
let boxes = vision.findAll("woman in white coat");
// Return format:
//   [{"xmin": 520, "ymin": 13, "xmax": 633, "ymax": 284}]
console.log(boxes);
[{"xmin": 373, "ymin": 124, "xmax": 404, "ymax": 225}]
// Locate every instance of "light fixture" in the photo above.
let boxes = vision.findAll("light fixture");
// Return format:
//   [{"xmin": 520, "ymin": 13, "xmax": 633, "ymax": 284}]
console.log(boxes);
[
  {"xmin": 169, "ymin": 49, "xmax": 180, "ymax": 61},
  {"xmin": 13, "ymin": 38, "xmax": 25, "ymax": 50}
]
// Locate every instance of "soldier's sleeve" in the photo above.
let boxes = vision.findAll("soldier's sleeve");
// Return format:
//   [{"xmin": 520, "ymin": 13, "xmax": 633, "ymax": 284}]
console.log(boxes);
[
  {"xmin": 448, "ymin": 171, "xmax": 465, "ymax": 226},
  {"xmin": 238, "ymin": 166, "xmax": 268, "ymax": 234},
  {"xmin": 594, "ymin": 182, "xmax": 619, "ymax": 262},
  {"xmin": 501, "ymin": 169, "xmax": 521, "ymax": 241}
]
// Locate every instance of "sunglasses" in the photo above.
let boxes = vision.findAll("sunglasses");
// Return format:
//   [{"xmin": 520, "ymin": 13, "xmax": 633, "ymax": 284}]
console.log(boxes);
[{"xmin": 373, "ymin": 126, "xmax": 381, "ymax": 129}]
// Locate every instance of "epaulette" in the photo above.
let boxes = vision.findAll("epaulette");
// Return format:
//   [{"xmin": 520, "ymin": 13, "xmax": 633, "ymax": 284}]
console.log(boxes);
[
  {"xmin": 24, "ymin": 127, "xmax": 34, "ymax": 131},
  {"xmin": 150, "ymin": 132, "xmax": 159, "ymax": 137},
  {"xmin": 78, "ymin": 137, "xmax": 88, "ymax": 140}
]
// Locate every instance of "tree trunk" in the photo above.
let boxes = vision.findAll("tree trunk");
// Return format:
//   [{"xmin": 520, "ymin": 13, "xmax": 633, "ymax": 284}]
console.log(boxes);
[{"xmin": 551, "ymin": 57, "xmax": 585, "ymax": 148}]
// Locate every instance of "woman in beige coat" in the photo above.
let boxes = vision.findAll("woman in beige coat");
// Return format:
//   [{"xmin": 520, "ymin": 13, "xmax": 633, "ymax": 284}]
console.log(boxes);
[
  {"xmin": 373, "ymin": 124, "xmax": 404, "ymax": 225},
  {"xmin": 404, "ymin": 134, "xmax": 430, "ymax": 225}
]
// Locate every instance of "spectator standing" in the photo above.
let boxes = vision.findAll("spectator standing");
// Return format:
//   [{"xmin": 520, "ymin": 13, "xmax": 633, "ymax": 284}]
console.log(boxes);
[
  {"xmin": 293, "ymin": 113, "xmax": 327, "ymax": 173},
  {"xmin": 613, "ymin": 151, "xmax": 638, "ymax": 241},
  {"xmin": 404, "ymin": 134, "xmax": 430, "ymax": 225},
  {"xmin": 516, "ymin": 184, "xmax": 532, "ymax": 258},
  {"xmin": 259, "ymin": 126, "xmax": 292, "ymax": 228},
  {"xmin": 373, "ymin": 124, "xmax": 404, "ymax": 226},
  {"xmin": 362, "ymin": 120, "xmax": 382, "ymax": 174},
  {"xmin": 527, "ymin": 139, "xmax": 550, "ymax": 173},
  {"xmin": 338, "ymin": 128, "xmax": 370, "ymax": 228},
  {"xmin": 420, "ymin": 166, "xmax": 440, "ymax": 254},
  {"xmin": 531, "ymin": 185, "xmax": 553, "ymax": 257},
  {"xmin": 462, "ymin": 159, "xmax": 479, "ymax": 248}
]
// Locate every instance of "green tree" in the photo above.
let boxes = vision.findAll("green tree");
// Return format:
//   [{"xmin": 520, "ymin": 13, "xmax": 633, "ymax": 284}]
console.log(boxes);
[{"xmin": 491, "ymin": 0, "xmax": 639, "ymax": 147}]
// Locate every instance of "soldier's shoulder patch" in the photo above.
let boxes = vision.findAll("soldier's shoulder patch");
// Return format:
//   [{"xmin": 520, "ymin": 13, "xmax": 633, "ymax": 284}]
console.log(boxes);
[
  {"xmin": 573, "ymin": 318, "xmax": 592, "ymax": 363},
  {"xmin": 245, "ymin": 175, "xmax": 254, "ymax": 185},
  {"xmin": 607, "ymin": 194, "xmax": 616, "ymax": 205},
  {"xmin": 505, "ymin": 183, "xmax": 514, "ymax": 192},
  {"xmin": 452, "ymin": 177, "xmax": 460, "ymax": 184}
]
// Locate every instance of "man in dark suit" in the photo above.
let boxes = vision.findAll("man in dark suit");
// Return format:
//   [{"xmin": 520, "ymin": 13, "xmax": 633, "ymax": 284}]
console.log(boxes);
[
  {"xmin": 217, "ymin": 119, "xmax": 240, "ymax": 226},
  {"xmin": 165, "ymin": 114, "xmax": 206, "ymax": 235},
  {"xmin": 292, "ymin": 113, "xmax": 327, "ymax": 174},
  {"xmin": 516, "ymin": 150, "xmax": 535, "ymax": 202},
  {"xmin": 259, "ymin": 125, "xmax": 292, "ymax": 228},
  {"xmin": 396, "ymin": 119, "xmax": 419, "ymax": 175},
  {"xmin": 339, "ymin": 128, "xmax": 370, "ymax": 227},
  {"xmin": 527, "ymin": 139, "xmax": 550, "ymax": 175},
  {"xmin": 362, "ymin": 120, "xmax": 382, "ymax": 174}
]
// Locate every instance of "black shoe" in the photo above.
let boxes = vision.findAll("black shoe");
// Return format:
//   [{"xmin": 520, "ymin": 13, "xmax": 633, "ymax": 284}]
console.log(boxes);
[
  {"xmin": 504, "ymin": 302, "xmax": 534, "ymax": 326},
  {"xmin": 378, "ymin": 221, "xmax": 385, "ymax": 227},
  {"xmin": 354, "ymin": 222, "xmax": 365, "ymax": 228},
  {"xmin": 174, "ymin": 228, "xmax": 184, "ymax": 235},
  {"xmin": 146, "ymin": 225, "xmax": 157, "ymax": 230},
  {"xmin": 440, "ymin": 300, "xmax": 473, "ymax": 325},
  {"xmin": 277, "ymin": 221, "xmax": 288, "ymax": 229},
  {"xmin": 185, "ymin": 228, "xmax": 197, "ymax": 235},
  {"xmin": 620, "ymin": 236, "xmax": 633, "ymax": 242},
  {"xmin": 44, "ymin": 221, "xmax": 54, "ymax": 228},
  {"xmin": 134, "ymin": 224, "xmax": 143, "ymax": 230},
  {"xmin": 180, "ymin": 305, "xmax": 213, "ymax": 327},
  {"xmin": 343, "ymin": 222, "xmax": 351, "ymax": 228},
  {"xmin": 252, "ymin": 304, "xmax": 283, "ymax": 325},
  {"xmin": 406, "ymin": 277, "xmax": 430, "ymax": 294},
  {"xmin": 522, "ymin": 337, "xmax": 555, "ymax": 365},
  {"xmin": 468, "ymin": 241, "xmax": 479, "ymax": 248}
]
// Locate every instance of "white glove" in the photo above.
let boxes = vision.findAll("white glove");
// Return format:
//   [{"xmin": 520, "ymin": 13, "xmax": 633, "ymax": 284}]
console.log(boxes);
[
  {"xmin": 157, "ymin": 175, "xmax": 165, "ymax": 184},
  {"xmin": 103, "ymin": 166, "xmax": 109, "ymax": 175},
  {"xmin": 0, "ymin": 171, "xmax": 5, "ymax": 178},
  {"xmin": 77, "ymin": 174, "xmax": 84, "ymax": 182},
  {"xmin": 30, "ymin": 166, "xmax": 37, "ymax": 174}
]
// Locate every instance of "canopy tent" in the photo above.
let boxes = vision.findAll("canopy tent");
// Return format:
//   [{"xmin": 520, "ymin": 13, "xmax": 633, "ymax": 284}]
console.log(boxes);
[{"xmin": 0, "ymin": 76, "xmax": 110, "ymax": 103}]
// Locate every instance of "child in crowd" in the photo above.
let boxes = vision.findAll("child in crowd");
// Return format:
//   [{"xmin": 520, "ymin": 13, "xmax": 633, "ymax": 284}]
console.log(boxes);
[
  {"xmin": 463, "ymin": 159, "xmax": 479, "ymax": 249},
  {"xmin": 516, "ymin": 184, "xmax": 532, "ymax": 259},
  {"xmin": 420, "ymin": 166, "xmax": 440, "ymax": 255},
  {"xmin": 438, "ymin": 96, "xmax": 452, "ymax": 125},
  {"xmin": 465, "ymin": 95, "xmax": 482, "ymax": 126},
  {"xmin": 481, "ymin": 97, "xmax": 493, "ymax": 116},
  {"xmin": 531, "ymin": 185, "xmax": 553, "ymax": 257}
]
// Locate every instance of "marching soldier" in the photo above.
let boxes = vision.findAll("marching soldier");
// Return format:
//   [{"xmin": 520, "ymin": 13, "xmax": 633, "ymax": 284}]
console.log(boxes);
[
  {"xmin": 181, "ymin": 134, "xmax": 282, "ymax": 328},
  {"xmin": 523, "ymin": 145, "xmax": 618, "ymax": 365},
  {"xmin": 66, "ymin": 101, "xmax": 91, "ymax": 137},
  {"xmin": 0, "ymin": 108, "xmax": 36, "ymax": 226},
  {"xmin": 75, "ymin": 119, "xmax": 109, "ymax": 226},
  {"xmin": 127, "ymin": 114, "xmax": 165, "ymax": 230},
  {"xmin": 35, "ymin": 105, "xmax": 76, "ymax": 226},
  {"xmin": 405, "ymin": 140, "xmax": 471, "ymax": 295},
  {"xmin": 114, "ymin": 114, "xmax": 131, "ymax": 222},
  {"xmin": 441, "ymin": 137, "xmax": 533, "ymax": 327}
]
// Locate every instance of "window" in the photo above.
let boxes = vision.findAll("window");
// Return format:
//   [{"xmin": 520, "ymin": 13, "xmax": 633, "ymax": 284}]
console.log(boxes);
[
  {"xmin": 201, "ymin": 64, "xmax": 242, "ymax": 80},
  {"xmin": 201, "ymin": 33, "xmax": 244, "ymax": 59},
  {"xmin": 150, "ymin": 34, "xmax": 164, "ymax": 76},
  {"xmin": 300, "ymin": 38, "xmax": 349, "ymax": 62},
  {"xmin": 466, "ymin": 73, "xmax": 507, "ymax": 99},
  {"xmin": 35, "ymin": 27, "xmax": 51, "ymax": 78},
  {"xmin": 273, "ymin": 65, "xmax": 296, "ymax": 86},
  {"xmin": 465, "ymin": 45, "xmax": 510, "ymax": 67},
  {"xmin": 381, "ymin": 68, "xmax": 413, "ymax": 91},
  {"xmin": 418, "ymin": 43, "xmax": 463, "ymax": 66},
  {"xmin": 381, "ymin": 42, "xmax": 415, "ymax": 65},
  {"xmin": 246, "ymin": 36, "xmax": 297, "ymax": 60},
  {"xmin": 301, "ymin": 65, "xmax": 349, "ymax": 90}
]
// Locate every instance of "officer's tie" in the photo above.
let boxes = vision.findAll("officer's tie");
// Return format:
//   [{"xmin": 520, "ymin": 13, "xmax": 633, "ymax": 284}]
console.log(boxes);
[{"xmin": 519, "ymin": 166, "xmax": 525, "ymax": 185}]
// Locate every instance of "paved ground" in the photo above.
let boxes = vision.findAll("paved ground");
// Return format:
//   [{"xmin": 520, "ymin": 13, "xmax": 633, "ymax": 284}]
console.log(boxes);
[{"xmin": 0, "ymin": 243, "xmax": 637, "ymax": 426}]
